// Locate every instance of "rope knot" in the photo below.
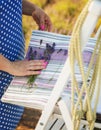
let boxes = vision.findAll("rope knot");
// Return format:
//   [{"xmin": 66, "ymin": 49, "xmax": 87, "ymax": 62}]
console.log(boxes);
[
  {"xmin": 86, "ymin": 111, "xmax": 95, "ymax": 123},
  {"xmin": 74, "ymin": 110, "xmax": 83, "ymax": 120}
]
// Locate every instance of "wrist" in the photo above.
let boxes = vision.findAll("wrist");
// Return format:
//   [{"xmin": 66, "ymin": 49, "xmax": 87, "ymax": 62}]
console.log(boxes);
[
  {"xmin": 0, "ymin": 55, "xmax": 13, "ymax": 74},
  {"xmin": 22, "ymin": 0, "xmax": 36, "ymax": 16}
]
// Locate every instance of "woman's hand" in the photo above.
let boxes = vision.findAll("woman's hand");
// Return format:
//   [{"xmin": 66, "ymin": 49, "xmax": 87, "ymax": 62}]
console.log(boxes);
[
  {"xmin": 32, "ymin": 6, "xmax": 52, "ymax": 31},
  {"xmin": 22, "ymin": 0, "xmax": 52, "ymax": 31},
  {"xmin": 9, "ymin": 60, "xmax": 47, "ymax": 76}
]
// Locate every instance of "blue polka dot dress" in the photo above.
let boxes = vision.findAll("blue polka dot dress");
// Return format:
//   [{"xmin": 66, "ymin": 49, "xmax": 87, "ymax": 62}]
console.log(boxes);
[{"xmin": 0, "ymin": 0, "xmax": 25, "ymax": 129}]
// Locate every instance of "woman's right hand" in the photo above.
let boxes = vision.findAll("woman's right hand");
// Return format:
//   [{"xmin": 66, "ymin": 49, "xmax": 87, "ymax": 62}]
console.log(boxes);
[{"xmin": 9, "ymin": 60, "xmax": 47, "ymax": 76}]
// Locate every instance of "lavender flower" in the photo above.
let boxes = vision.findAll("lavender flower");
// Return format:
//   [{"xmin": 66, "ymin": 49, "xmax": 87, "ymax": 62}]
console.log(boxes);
[{"xmin": 27, "ymin": 42, "xmax": 56, "ymax": 87}]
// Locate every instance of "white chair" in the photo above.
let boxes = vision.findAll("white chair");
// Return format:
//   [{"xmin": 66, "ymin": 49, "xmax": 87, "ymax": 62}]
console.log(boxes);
[{"xmin": 35, "ymin": 0, "xmax": 101, "ymax": 130}]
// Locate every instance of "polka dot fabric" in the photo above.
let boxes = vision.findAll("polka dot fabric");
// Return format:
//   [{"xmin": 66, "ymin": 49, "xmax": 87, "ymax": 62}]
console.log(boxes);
[{"xmin": 0, "ymin": 0, "xmax": 25, "ymax": 129}]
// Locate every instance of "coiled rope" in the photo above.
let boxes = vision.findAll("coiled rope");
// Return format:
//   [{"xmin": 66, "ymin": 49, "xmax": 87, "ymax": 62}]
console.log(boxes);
[{"xmin": 69, "ymin": 0, "xmax": 101, "ymax": 129}]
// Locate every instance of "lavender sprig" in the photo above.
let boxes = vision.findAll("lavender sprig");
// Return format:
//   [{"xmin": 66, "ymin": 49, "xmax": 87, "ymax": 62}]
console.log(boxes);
[
  {"xmin": 27, "ymin": 42, "xmax": 55, "ymax": 87},
  {"xmin": 27, "ymin": 47, "xmax": 38, "ymax": 87},
  {"xmin": 27, "ymin": 75, "xmax": 37, "ymax": 88}
]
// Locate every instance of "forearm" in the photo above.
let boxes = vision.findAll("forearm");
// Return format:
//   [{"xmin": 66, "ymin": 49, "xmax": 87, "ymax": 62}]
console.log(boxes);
[
  {"xmin": 0, "ymin": 54, "xmax": 12, "ymax": 74},
  {"xmin": 22, "ymin": 0, "xmax": 36, "ymax": 16}
]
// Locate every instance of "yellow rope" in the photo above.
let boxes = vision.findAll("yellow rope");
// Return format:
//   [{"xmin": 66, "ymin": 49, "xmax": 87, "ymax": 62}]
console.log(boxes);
[{"xmin": 69, "ymin": 0, "xmax": 101, "ymax": 129}]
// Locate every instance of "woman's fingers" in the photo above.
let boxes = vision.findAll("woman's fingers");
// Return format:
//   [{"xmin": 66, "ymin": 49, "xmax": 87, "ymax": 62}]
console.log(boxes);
[
  {"xmin": 26, "ymin": 70, "xmax": 41, "ymax": 76},
  {"xmin": 28, "ymin": 64, "xmax": 46, "ymax": 71},
  {"xmin": 11, "ymin": 60, "xmax": 48, "ymax": 76},
  {"xmin": 26, "ymin": 60, "xmax": 47, "ymax": 75},
  {"xmin": 39, "ymin": 15, "xmax": 52, "ymax": 31},
  {"xmin": 28, "ymin": 60, "xmax": 47, "ymax": 70},
  {"xmin": 29, "ymin": 60, "xmax": 45, "ymax": 66},
  {"xmin": 32, "ymin": 6, "xmax": 52, "ymax": 31}
]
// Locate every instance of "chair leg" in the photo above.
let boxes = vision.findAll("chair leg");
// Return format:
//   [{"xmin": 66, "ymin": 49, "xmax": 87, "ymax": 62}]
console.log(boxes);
[{"xmin": 58, "ymin": 98, "xmax": 73, "ymax": 130}]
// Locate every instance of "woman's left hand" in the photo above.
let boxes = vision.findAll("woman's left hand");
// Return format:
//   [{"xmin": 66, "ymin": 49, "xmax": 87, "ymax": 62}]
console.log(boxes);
[{"xmin": 32, "ymin": 6, "xmax": 52, "ymax": 31}]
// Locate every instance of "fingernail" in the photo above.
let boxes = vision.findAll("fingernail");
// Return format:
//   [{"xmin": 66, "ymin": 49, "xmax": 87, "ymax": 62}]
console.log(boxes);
[
  {"xmin": 40, "ymin": 25, "xmax": 45, "ymax": 30},
  {"xmin": 43, "ymin": 62, "xmax": 48, "ymax": 66},
  {"xmin": 44, "ymin": 61, "xmax": 48, "ymax": 65},
  {"xmin": 43, "ymin": 64, "xmax": 47, "ymax": 68},
  {"xmin": 38, "ymin": 71, "xmax": 41, "ymax": 74}
]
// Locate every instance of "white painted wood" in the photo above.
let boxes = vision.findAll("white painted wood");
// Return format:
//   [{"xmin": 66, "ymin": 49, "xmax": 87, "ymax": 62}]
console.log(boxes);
[
  {"xmin": 52, "ymin": 114, "xmax": 62, "ymax": 119},
  {"xmin": 81, "ymin": 120, "xmax": 101, "ymax": 129},
  {"xmin": 35, "ymin": 58, "xmax": 71, "ymax": 130},
  {"xmin": 45, "ymin": 116, "xmax": 58, "ymax": 130},
  {"xmin": 49, "ymin": 114, "xmax": 101, "ymax": 129},
  {"xmin": 81, "ymin": 0, "xmax": 101, "ymax": 49},
  {"xmin": 95, "ymin": 25, "xmax": 101, "ymax": 38},
  {"xmin": 61, "ymin": 125, "xmax": 67, "ymax": 130},
  {"xmin": 45, "ymin": 113, "xmax": 101, "ymax": 129},
  {"xmin": 44, "ymin": 114, "xmax": 67, "ymax": 130},
  {"xmin": 35, "ymin": 1, "xmax": 101, "ymax": 130},
  {"xmin": 80, "ymin": 124, "xmax": 86, "ymax": 130},
  {"xmin": 51, "ymin": 118, "xmax": 64, "ymax": 130},
  {"xmin": 58, "ymin": 99, "xmax": 73, "ymax": 130}
]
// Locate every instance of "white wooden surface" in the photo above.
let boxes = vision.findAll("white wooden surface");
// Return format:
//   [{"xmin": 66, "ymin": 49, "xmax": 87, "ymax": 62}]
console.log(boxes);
[
  {"xmin": 45, "ymin": 115, "xmax": 66, "ymax": 130},
  {"xmin": 58, "ymin": 99, "xmax": 73, "ymax": 130},
  {"xmin": 44, "ymin": 114, "xmax": 101, "ymax": 130}
]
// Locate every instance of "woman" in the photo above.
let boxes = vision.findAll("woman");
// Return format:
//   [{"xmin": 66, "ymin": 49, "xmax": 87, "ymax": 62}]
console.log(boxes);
[{"xmin": 0, "ymin": 0, "xmax": 52, "ymax": 129}]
